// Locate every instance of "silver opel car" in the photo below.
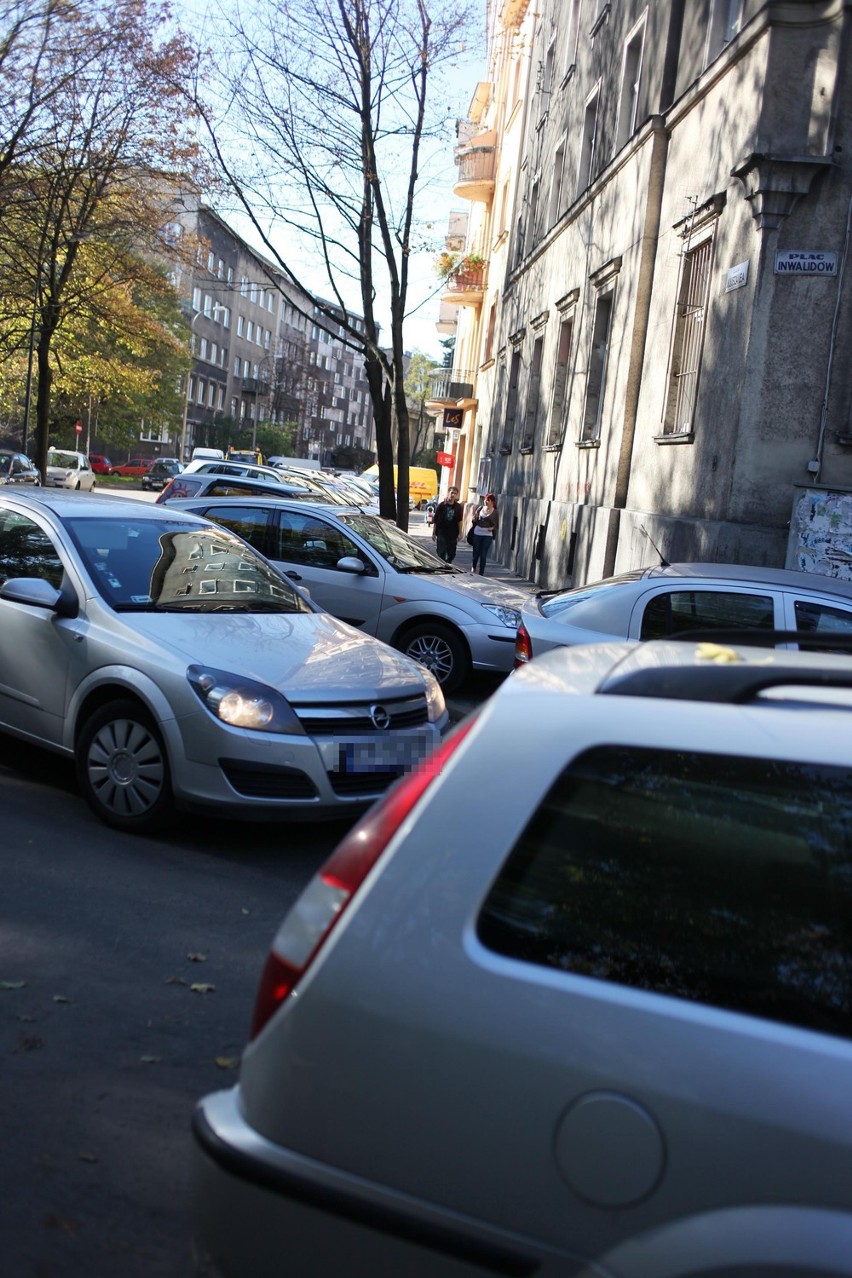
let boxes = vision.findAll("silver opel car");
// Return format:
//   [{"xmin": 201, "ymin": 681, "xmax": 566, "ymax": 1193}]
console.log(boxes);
[
  {"xmin": 0, "ymin": 491, "xmax": 446, "ymax": 832},
  {"xmin": 168, "ymin": 497, "xmax": 528, "ymax": 691}
]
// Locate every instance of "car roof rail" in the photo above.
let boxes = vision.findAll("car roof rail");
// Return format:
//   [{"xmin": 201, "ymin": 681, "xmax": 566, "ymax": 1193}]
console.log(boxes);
[{"xmin": 599, "ymin": 660, "xmax": 852, "ymax": 704}]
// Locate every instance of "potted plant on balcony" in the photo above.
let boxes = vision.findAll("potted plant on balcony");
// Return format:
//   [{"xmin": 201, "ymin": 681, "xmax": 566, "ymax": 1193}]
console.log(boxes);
[{"xmin": 434, "ymin": 250, "xmax": 486, "ymax": 284}]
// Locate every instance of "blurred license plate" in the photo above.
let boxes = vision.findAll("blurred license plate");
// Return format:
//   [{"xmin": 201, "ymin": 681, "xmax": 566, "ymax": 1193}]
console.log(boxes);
[{"xmin": 328, "ymin": 734, "xmax": 431, "ymax": 774}]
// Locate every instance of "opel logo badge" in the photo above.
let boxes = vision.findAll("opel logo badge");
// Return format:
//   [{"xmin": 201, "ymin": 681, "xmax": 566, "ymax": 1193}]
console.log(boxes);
[{"xmin": 369, "ymin": 704, "xmax": 391, "ymax": 730}]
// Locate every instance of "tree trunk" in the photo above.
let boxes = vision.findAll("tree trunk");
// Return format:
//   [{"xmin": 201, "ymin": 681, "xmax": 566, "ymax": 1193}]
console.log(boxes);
[{"xmin": 34, "ymin": 328, "xmax": 56, "ymax": 480}]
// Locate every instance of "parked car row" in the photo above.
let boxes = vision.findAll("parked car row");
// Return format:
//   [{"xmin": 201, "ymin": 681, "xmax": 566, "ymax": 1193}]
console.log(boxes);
[{"xmin": 3, "ymin": 478, "xmax": 852, "ymax": 1277}]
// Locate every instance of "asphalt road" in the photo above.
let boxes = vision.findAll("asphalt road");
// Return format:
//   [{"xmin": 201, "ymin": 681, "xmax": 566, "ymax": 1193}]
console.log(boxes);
[{"xmin": 2, "ymin": 731, "xmax": 358, "ymax": 1277}]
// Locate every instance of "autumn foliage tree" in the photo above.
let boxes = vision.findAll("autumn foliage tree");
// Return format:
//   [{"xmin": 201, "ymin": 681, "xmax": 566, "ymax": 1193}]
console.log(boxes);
[
  {"xmin": 0, "ymin": 0, "xmax": 201, "ymax": 474},
  {"xmin": 195, "ymin": 0, "xmax": 475, "ymax": 528}
]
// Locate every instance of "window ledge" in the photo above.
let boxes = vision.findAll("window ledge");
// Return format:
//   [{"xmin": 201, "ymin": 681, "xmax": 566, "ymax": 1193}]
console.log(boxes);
[
  {"xmin": 576, "ymin": 438, "xmax": 601, "ymax": 449},
  {"xmin": 519, "ymin": 446, "xmax": 534, "ymax": 455},
  {"xmin": 544, "ymin": 443, "xmax": 561, "ymax": 452},
  {"xmin": 499, "ymin": 446, "xmax": 512, "ymax": 456},
  {"xmin": 561, "ymin": 64, "xmax": 576, "ymax": 90},
  {"xmin": 590, "ymin": 4, "xmax": 611, "ymax": 38},
  {"xmin": 654, "ymin": 430, "xmax": 695, "ymax": 445}
]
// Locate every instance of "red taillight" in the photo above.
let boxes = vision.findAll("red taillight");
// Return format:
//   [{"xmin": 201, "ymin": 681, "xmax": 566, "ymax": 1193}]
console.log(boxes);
[
  {"xmin": 250, "ymin": 715, "xmax": 480, "ymax": 1039},
  {"xmin": 514, "ymin": 622, "xmax": 532, "ymax": 667}
]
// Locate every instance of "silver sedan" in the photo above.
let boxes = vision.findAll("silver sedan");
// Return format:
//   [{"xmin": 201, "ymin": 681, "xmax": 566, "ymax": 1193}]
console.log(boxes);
[
  {"xmin": 515, "ymin": 561, "xmax": 852, "ymax": 664},
  {"xmin": 168, "ymin": 496, "xmax": 529, "ymax": 691},
  {"xmin": 0, "ymin": 491, "xmax": 447, "ymax": 832}
]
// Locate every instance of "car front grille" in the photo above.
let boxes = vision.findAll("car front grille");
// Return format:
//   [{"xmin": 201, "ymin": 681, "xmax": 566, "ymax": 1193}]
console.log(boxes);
[
  {"xmin": 220, "ymin": 759, "xmax": 318, "ymax": 799},
  {"xmin": 328, "ymin": 770, "xmax": 403, "ymax": 797},
  {"xmin": 294, "ymin": 695, "xmax": 428, "ymax": 736}
]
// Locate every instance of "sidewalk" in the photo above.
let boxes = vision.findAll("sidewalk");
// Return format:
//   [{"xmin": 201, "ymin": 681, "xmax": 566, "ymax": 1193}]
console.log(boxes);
[{"xmin": 408, "ymin": 512, "xmax": 539, "ymax": 596}]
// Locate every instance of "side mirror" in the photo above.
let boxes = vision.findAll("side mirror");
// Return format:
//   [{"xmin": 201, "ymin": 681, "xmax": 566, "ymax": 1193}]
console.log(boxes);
[
  {"xmin": 336, "ymin": 556, "xmax": 366, "ymax": 575},
  {"xmin": 0, "ymin": 577, "xmax": 78, "ymax": 617}
]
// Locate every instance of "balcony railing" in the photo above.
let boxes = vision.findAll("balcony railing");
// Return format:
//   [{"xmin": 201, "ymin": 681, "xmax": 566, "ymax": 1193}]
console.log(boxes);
[
  {"xmin": 428, "ymin": 368, "xmax": 476, "ymax": 402},
  {"xmin": 443, "ymin": 265, "xmax": 487, "ymax": 303},
  {"xmin": 454, "ymin": 145, "xmax": 496, "ymax": 202},
  {"xmin": 455, "ymin": 145, "xmax": 496, "ymax": 184},
  {"xmin": 241, "ymin": 378, "xmax": 269, "ymax": 395}
]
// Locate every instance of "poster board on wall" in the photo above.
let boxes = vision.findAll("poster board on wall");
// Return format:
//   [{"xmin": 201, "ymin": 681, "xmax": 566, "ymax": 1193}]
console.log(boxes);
[{"xmin": 786, "ymin": 484, "xmax": 852, "ymax": 580}]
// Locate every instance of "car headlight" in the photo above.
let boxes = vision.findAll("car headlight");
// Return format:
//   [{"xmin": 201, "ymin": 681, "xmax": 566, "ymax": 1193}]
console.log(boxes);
[
  {"xmin": 481, "ymin": 603, "xmax": 522, "ymax": 629},
  {"xmin": 187, "ymin": 665, "xmax": 305, "ymax": 734},
  {"xmin": 420, "ymin": 667, "xmax": 446, "ymax": 723}
]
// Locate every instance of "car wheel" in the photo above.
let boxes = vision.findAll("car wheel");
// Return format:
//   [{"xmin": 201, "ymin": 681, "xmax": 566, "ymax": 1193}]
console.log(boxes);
[
  {"xmin": 74, "ymin": 480, "xmax": 81, "ymax": 490},
  {"xmin": 398, "ymin": 621, "xmax": 470, "ymax": 693},
  {"xmin": 76, "ymin": 699, "xmax": 173, "ymax": 833}
]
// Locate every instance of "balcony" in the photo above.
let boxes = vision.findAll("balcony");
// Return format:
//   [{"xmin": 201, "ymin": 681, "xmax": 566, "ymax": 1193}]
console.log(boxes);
[
  {"xmin": 241, "ymin": 378, "xmax": 269, "ymax": 395},
  {"xmin": 442, "ymin": 263, "xmax": 487, "ymax": 308},
  {"xmin": 427, "ymin": 368, "xmax": 476, "ymax": 406},
  {"xmin": 453, "ymin": 145, "xmax": 496, "ymax": 203}
]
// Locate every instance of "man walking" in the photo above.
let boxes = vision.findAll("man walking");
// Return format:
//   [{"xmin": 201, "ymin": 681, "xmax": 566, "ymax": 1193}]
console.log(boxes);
[{"xmin": 431, "ymin": 486, "xmax": 463, "ymax": 563}]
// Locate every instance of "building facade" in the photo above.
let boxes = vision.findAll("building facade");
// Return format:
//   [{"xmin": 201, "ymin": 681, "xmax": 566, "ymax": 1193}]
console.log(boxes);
[
  {"xmin": 440, "ymin": 0, "xmax": 852, "ymax": 586},
  {"xmin": 168, "ymin": 203, "xmax": 376, "ymax": 462}
]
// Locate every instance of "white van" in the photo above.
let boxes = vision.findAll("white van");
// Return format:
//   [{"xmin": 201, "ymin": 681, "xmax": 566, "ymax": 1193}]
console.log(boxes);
[{"xmin": 191, "ymin": 447, "xmax": 225, "ymax": 463}]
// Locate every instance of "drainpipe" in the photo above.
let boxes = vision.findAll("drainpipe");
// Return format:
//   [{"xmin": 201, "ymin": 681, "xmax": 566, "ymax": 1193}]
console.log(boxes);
[{"xmin": 602, "ymin": 117, "xmax": 669, "ymax": 577}]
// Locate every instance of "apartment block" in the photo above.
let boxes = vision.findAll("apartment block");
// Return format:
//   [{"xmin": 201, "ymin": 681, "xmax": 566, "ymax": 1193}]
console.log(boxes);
[{"xmin": 444, "ymin": 0, "xmax": 852, "ymax": 586}]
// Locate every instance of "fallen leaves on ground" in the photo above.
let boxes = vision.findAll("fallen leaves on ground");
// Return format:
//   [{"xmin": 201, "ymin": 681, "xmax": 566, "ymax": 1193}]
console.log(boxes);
[
  {"xmin": 43, "ymin": 1214, "xmax": 79, "ymax": 1238},
  {"xmin": 190, "ymin": 983, "xmax": 215, "ymax": 995},
  {"xmin": 1, "ymin": 979, "xmax": 26, "ymax": 990},
  {"xmin": 215, "ymin": 1056, "xmax": 240, "ymax": 1070},
  {"xmin": 187, "ymin": 952, "xmax": 207, "ymax": 962}
]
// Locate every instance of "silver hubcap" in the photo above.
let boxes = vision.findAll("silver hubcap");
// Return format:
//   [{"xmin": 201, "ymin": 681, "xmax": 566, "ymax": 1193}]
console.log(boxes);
[
  {"xmin": 87, "ymin": 717, "xmax": 165, "ymax": 817},
  {"xmin": 406, "ymin": 634, "xmax": 453, "ymax": 683}
]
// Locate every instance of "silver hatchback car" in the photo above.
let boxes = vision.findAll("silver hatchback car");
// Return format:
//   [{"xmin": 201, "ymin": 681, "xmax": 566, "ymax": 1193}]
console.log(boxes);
[
  {"xmin": 515, "ymin": 561, "xmax": 852, "ymax": 664},
  {"xmin": 169, "ymin": 496, "xmax": 528, "ymax": 690},
  {"xmin": 0, "ymin": 491, "xmax": 446, "ymax": 832},
  {"xmin": 194, "ymin": 638, "xmax": 852, "ymax": 1278}
]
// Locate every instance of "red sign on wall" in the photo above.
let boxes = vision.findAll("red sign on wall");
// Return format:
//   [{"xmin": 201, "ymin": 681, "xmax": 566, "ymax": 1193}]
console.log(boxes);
[{"xmin": 436, "ymin": 451, "xmax": 455, "ymax": 468}]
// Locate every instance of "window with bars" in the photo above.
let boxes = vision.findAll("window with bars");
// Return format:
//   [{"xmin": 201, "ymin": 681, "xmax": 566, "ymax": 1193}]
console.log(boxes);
[{"xmin": 663, "ymin": 238, "xmax": 713, "ymax": 435}]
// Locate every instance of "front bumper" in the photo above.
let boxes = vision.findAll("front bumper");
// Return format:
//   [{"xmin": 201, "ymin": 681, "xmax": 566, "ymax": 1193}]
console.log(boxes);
[{"xmin": 166, "ymin": 707, "xmax": 443, "ymax": 819}]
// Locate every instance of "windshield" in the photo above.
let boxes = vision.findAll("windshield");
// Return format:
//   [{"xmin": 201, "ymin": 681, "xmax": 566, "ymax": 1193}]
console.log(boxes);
[
  {"xmin": 48, "ymin": 451, "xmax": 79, "ymax": 469},
  {"xmin": 339, "ymin": 513, "xmax": 457, "ymax": 573},
  {"xmin": 65, "ymin": 517, "xmax": 312, "ymax": 613},
  {"xmin": 539, "ymin": 570, "xmax": 647, "ymax": 618}
]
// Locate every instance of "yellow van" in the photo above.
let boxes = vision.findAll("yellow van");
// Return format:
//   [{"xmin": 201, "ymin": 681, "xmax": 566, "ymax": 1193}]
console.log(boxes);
[{"xmin": 363, "ymin": 465, "xmax": 438, "ymax": 508}]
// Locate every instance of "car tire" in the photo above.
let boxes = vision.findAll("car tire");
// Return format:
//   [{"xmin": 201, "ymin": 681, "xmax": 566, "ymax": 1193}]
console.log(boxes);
[
  {"xmin": 397, "ymin": 621, "xmax": 470, "ymax": 693},
  {"xmin": 74, "ymin": 480, "xmax": 81, "ymax": 490},
  {"xmin": 76, "ymin": 699, "xmax": 173, "ymax": 833}
]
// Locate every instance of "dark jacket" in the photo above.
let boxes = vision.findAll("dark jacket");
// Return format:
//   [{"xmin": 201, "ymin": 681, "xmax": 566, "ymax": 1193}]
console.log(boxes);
[{"xmin": 433, "ymin": 499, "xmax": 463, "ymax": 539}]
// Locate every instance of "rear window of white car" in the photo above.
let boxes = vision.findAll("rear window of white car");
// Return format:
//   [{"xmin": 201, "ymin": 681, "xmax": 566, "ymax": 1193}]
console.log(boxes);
[{"xmin": 478, "ymin": 746, "xmax": 852, "ymax": 1040}]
